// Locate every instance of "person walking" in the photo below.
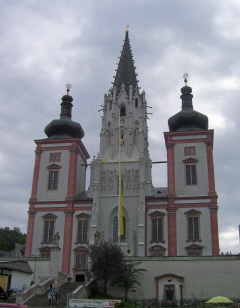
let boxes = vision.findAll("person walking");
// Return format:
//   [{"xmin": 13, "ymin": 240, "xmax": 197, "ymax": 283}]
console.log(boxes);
[
  {"xmin": 55, "ymin": 288, "xmax": 60, "ymax": 306},
  {"xmin": 48, "ymin": 288, "xmax": 56, "ymax": 307},
  {"xmin": 48, "ymin": 290, "xmax": 52, "ymax": 307}
]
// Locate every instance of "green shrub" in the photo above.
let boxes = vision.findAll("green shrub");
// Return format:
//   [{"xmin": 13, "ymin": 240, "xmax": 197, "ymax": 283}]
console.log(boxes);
[{"xmin": 114, "ymin": 301, "xmax": 132, "ymax": 308}]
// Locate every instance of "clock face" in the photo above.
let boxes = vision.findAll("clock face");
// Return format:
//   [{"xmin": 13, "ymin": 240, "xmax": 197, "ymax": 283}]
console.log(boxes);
[{"xmin": 120, "ymin": 139, "xmax": 125, "ymax": 146}]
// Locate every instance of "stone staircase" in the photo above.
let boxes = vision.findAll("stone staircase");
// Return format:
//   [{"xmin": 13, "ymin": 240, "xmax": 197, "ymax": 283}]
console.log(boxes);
[{"xmin": 25, "ymin": 282, "xmax": 83, "ymax": 307}]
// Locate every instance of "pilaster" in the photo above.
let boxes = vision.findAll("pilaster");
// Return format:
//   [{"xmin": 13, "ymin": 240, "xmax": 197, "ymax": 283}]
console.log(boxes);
[
  {"xmin": 205, "ymin": 141, "xmax": 216, "ymax": 195},
  {"xmin": 210, "ymin": 206, "xmax": 219, "ymax": 255},
  {"xmin": 62, "ymin": 210, "xmax": 74, "ymax": 275},
  {"xmin": 25, "ymin": 211, "xmax": 36, "ymax": 257},
  {"xmin": 67, "ymin": 148, "xmax": 78, "ymax": 199},
  {"xmin": 166, "ymin": 142, "xmax": 176, "ymax": 196},
  {"xmin": 167, "ymin": 207, "xmax": 178, "ymax": 256},
  {"xmin": 31, "ymin": 149, "xmax": 42, "ymax": 199}
]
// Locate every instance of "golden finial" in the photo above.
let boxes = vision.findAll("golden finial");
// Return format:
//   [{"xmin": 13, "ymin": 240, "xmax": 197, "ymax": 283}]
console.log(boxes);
[
  {"xmin": 66, "ymin": 83, "xmax": 71, "ymax": 94},
  {"xmin": 183, "ymin": 73, "xmax": 188, "ymax": 86},
  {"xmin": 125, "ymin": 24, "xmax": 129, "ymax": 32}
]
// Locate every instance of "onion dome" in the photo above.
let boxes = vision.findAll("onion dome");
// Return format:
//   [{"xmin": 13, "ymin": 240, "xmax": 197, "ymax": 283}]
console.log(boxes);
[
  {"xmin": 44, "ymin": 84, "xmax": 84, "ymax": 139},
  {"xmin": 168, "ymin": 74, "xmax": 208, "ymax": 132}
]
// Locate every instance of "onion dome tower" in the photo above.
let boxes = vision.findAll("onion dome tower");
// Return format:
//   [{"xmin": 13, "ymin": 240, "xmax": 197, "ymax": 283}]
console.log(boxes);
[
  {"xmin": 164, "ymin": 74, "xmax": 219, "ymax": 257},
  {"xmin": 44, "ymin": 84, "xmax": 85, "ymax": 139},
  {"xmin": 168, "ymin": 74, "xmax": 208, "ymax": 132}
]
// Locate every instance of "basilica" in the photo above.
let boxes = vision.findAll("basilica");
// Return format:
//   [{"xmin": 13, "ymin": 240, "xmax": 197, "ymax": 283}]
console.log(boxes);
[{"xmin": 25, "ymin": 30, "xmax": 219, "ymax": 285}]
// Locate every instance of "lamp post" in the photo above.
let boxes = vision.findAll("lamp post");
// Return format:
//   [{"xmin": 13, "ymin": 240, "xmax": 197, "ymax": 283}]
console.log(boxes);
[
  {"xmin": 178, "ymin": 278, "xmax": 184, "ymax": 307},
  {"xmin": 132, "ymin": 289, "xmax": 136, "ymax": 308},
  {"xmin": 32, "ymin": 254, "xmax": 38, "ymax": 284}
]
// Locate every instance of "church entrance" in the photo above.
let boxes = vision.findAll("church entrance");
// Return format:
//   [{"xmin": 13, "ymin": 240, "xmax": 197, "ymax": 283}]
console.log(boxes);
[
  {"xmin": 75, "ymin": 274, "xmax": 85, "ymax": 282},
  {"xmin": 165, "ymin": 289, "xmax": 174, "ymax": 301},
  {"xmin": 163, "ymin": 284, "xmax": 175, "ymax": 301}
]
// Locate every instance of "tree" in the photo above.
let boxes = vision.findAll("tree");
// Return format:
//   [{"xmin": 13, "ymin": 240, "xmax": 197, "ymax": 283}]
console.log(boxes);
[
  {"xmin": 88, "ymin": 241, "xmax": 126, "ymax": 296},
  {"xmin": 0, "ymin": 227, "xmax": 26, "ymax": 252},
  {"xmin": 111, "ymin": 261, "xmax": 146, "ymax": 299}
]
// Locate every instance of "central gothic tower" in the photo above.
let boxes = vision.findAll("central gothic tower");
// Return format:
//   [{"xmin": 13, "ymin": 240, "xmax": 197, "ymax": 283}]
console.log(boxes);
[{"xmin": 88, "ymin": 29, "xmax": 153, "ymax": 256}]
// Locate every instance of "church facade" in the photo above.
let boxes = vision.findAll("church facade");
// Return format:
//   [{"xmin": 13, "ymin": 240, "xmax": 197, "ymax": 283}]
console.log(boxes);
[{"xmin": 25, "ymin": 30, "xmax": 219, "ymax": 282}]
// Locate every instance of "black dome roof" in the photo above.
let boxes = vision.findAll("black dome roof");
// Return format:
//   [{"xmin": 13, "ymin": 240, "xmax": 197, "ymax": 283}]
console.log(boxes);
[
  {"xmin": 168, "ymin": 84, "xmax": 208, "ymax": 132},
  {"xmin": 44, "ymin": 94, "xmax": 84, "ymax": 139}
]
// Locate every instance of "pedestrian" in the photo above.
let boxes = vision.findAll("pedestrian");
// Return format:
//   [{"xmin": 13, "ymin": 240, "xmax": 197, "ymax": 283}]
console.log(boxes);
[
  {"xmin": 48, "ymin": 290, "xmax": 52, "ymax": 307},
  {"xmin": 48, "ymin": 288, "xmax": 56, "ymax": 307},
  {"xmin": 55, "ymin": 288, "xmax": 60, "ymax": 306}
]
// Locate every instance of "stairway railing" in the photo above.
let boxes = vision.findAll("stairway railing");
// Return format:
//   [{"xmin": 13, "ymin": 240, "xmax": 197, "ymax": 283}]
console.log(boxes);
[{"xmin": 16, "ymin": 271, "xmax": 67, "ymax": 304}]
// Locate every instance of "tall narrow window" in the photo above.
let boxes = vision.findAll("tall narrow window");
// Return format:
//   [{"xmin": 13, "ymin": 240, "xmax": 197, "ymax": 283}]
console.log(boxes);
[
  {"xmin": 183, "ymin": 158, "xmax": 199, "ymax": 186},
  {"xmin": 120, "ymin": 217, "xmax": 126, "ymax": 243},
  {"xmin": 135, "ymin": 99, "xmax": 138, "ymax": 108},
  {"xmin": 75, "ymin": 213, "xmax": 91, "ymax": 244},
  {"xmin": 150, "ymin": 211, "xmax": 165, "ymax": 243},
  {"xmin": 77, "ymin": 220, "xmax": 88, "ymax": 244},
  {"xmin": 48, "ymin": 171, "xmax": 58, "ymax": 190},
  {"xmin": 113, "ymin": 216, "xmax": 126, "ymax": 243},
  {"xmin": 188, "ymin": 216, "xmax": 199, "ymax": 241},
  {"xmin": 186, "ymin": 164, "xmax": 197, "ymax": 185},
  {"xmin": 113, "ymin": 216, "xmax": 118, "ymax": 243},
  {"xmin": 47, "ymin": 164, "xmax": 61, "ymax": 191},
  {"xmin": 42, "ymin": 213, "xmax": 57, "ymax": 244},
  {"xmin": 120, "ymin": 105, "xmax": 126, "ymax": 117},
  {"xmin": 152, "ymin": 218, "xmax": 163, "ymax": 242},
  {"xmin": 185, "ymin": 209, "xmax": 201, "ymax": 242},
  {"xmin": 43, "ymin": 221, "xmax": 54, "ymax": 243}
]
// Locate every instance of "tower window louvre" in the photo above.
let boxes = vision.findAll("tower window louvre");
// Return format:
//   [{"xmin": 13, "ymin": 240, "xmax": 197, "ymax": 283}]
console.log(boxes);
[
  {"xmin": 184, "ymin": 147, "xmax": 196, "ymax": 156},
  {"xmin": 49, "ymin": 152, "xmax": 61, "ymax": 162},
  {"xmin": 120, "ymin": 106, "xmax": 126, "ymax": 117}
]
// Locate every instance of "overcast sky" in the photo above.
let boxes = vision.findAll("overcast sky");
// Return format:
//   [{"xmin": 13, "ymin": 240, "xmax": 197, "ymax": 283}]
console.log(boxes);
[{"xmin": 0, "ymin": 0, "xmax": 240, "ymax": 254}]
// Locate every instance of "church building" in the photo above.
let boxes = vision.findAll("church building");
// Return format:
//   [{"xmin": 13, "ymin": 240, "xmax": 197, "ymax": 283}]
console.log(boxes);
[{"xmin": 25, "ymin": 30, "xmax": 219, "ymax": 282}]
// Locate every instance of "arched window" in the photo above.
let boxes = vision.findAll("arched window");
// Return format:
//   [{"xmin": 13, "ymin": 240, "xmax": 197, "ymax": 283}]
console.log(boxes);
[
  {"xmin": 113, "ymin": 216, "xmax": 126, "ymax": 243},
  {"xmin": 120, "ymin": 105, "xmax": 126, "ymax": 117}
]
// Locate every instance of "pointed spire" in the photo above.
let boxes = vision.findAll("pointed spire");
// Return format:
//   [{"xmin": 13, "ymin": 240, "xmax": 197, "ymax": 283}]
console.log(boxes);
[{"xmin": 113, "ymin": 28, "xmax": 138, "ymax": 96}]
